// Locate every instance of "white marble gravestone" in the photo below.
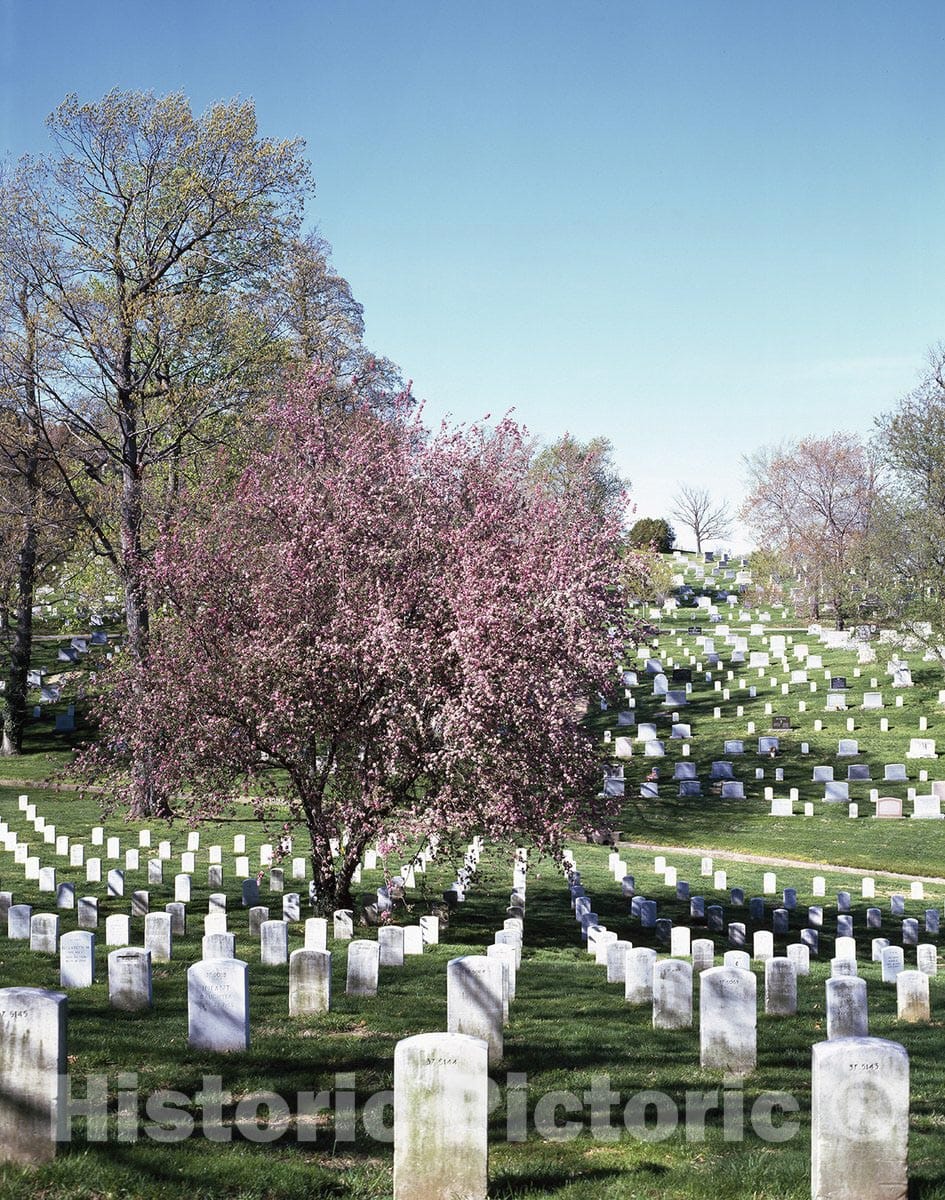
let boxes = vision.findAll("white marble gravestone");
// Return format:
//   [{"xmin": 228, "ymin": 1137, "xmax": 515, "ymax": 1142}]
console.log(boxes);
[
  {"xmin": 260, "ymin": 920, "xmax": 289, "ymax": 966},
  {"xmin": 59, "ymin": 930, "xmax": 95, "ymax": 988},
  {"xmin": 30, "ymin": 913, "xmax": 59, "ymax": 954},
  {"xmin": 0, "ymin": 987, "xmax": 67, "ymax": 1164},
  {"xmin": 826, "ymin": 976, "xmax": 868, "ymax": 1039},
  {"xmin": 625, "ymin": 947, "xmax": 657, "ymax": 1005},
  {"xmin": 346, "ymin": 940, "xmax": 380, "ymax": 997},
  {"xmin": 202, "ymin": 932, "xmax": 236, "ymax": 960},
  {"xmin": 447, "ymin": 956, "xmax": 504, "ymax": 1066},
  {"xmin": 108, "ymin": 948, "xmax": 152, "ymax": 1011},
  {"xmin": 392, "ymin": 1032, "xmax": 488, "ymax": 1200},
  {"xmin": 379, "ymin": 925, "xmax": 405, "ymax": 967},
  {"xmin": 305, "ymin": 917, "xmax": 328, "ymax": 951},
  {"xmin": 810, "ymin": 1037, "xmax": 908, "ymax": 1200},
  {"xmin": 333, "ymin": 910, "xmax": 354, "ymax": 940},
  {"xmin": 187, "ymin": 958, "xmax": 250, "ymax": 1051},
  {"xmin": 896, "ymin": 970, "xmax": 930, "ymax": 1022},
  {"xmin": 289, "ymin": 948, "xmax": 332, "ymax": 1016},
  {"xmin": 652, "ymin": 959, "xmax": 693, "ymax": 1030},
  {"xmin": 105, "ymin": 914, "xmax": 130, "ymax": 947},
  {"xmin": 764, "ymin": 957, "xmax": 797, "ymax": 1016},
  {"xmin": 699, "ymin": 965, "xmax": 756, "ymax": 1074},
  {"xmin": 606, "ymin": 939, "xmax": 632, "ymax": 983}
]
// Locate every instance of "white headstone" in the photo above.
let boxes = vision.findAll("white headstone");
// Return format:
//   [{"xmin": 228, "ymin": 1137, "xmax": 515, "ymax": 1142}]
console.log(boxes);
[
  {"xmin": 304, "ymin": 917, "xmax": 328, "ymax": 951},
  {"xmin": 202, "ymin": 933, "xmax": 236, "ymax": 960},
  {"xmin": 810, "ymin": 1037, "xmax": 908, "ymax": 1200},
  {"xmin": 896, "ymin": 969, "xmax": 930, "ymax": 1022},
  {"xmin": 29, "ymin": 913, "xmax": 59, "ymax": 954},
  {"xmin": 0, "ymin": 987, "xmax": 67, "ymax": 1164},
  {"xmin": 882, "ymin": 945, "xmax": 906, "ymax": 984},
  {"xmin": 652, "ymin": 958, "xmax": 693, "ymax": 1029},
  {"xmin": 625, "ymin": 947, "xmax": 657, "ymax": 1005},
  {"xmin": 333, "ymin": 910, "xmax": 354, "ymax": 941},
  {"xmin": 764, "ymin": 957, "xmax": 797, "ymax": 1016},
  {"xmin": 144, "ymin": 912, "xmax": 172, "ymax": 962},
  {"xmin": 379, "ymin": 926, "xmax": 405, "ymax": 967},
  {"xmin": 260, "ymin": 920, "xmax": 288, "ymax": 966},
  {"xmin": 289, "ymin": 948, "xmax": 332, "ymax": 1016},
  {"xmin": 447, "ymin": 956, "xmax": 504, "ymax": 1066},
  {"xmin": 346, "ymin": 940, "xmax": 380, "ymax": 997},
  {"xmin": 187, "ymin": 958, "xmax": 250, "ymax": 1051},
  {"xmin": 59, "ymin": 930, "xmax": 95, "ymax": 988},
  {"xmin": 699, "ymin": 965, "xmax": 756, "ymax": 1074},
  {"xmin": 392, "ymin": 1032, "xmax": 488, "ymax": 1200},
  {"xmin": 104, "ymin": 914, "xmax": 130, "ymax": 947},
  {"xmin": 108, "ymin": 948, "xmax": 152, "ymax": 1011}
]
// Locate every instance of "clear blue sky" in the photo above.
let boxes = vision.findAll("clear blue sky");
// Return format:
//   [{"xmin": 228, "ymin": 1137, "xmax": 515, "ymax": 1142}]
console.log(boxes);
[{"xmin": 3, "ymin": 0, "xmax": 944, "ymax": 549}]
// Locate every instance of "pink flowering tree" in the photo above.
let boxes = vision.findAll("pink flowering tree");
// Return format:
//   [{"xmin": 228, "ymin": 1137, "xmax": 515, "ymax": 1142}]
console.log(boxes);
[{"xmin": 79, "ymin": 372, "xmax": 643, "ymax": 912}]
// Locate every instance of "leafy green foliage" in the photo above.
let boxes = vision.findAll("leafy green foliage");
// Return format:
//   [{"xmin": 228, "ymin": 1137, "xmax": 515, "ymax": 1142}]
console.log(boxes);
[{"xmin": 628, "ymin": 517, "xmax": 675, "ymax": 553}]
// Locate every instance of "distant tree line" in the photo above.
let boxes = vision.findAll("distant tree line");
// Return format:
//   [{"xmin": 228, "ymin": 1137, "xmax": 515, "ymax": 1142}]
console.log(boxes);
[{"xmin": 738, "ymin": 349, "xmax": 945, "ymax": 669}]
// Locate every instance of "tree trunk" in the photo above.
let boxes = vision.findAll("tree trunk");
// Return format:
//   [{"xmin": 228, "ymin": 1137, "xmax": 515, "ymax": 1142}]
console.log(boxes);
[
  {"xmin": 1, "ymin": 498, "xmax": 38, "ymax": 756},
  {"xmin": 120, "ymin": 402, "xmax": 149, "ymax": 663},
  {"xmin": 3, "ymin": 298, "xmax": 42, "ymax": 756},
  {"xmin": 309, "ymin": 846, "xmax": 346, "ymax": 917},
  {"xmin": 118, "ymin": 377, "xmax": 171, "ymax": 818},
  {"xmin": 303, "ymin": 800, "xmax": 362, "ymax": 917}
]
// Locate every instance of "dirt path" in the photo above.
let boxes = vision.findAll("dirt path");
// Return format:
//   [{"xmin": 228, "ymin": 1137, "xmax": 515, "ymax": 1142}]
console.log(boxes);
[{"xmin": 618, "ymin": 839, "xmax": 945, "ymax": 886}]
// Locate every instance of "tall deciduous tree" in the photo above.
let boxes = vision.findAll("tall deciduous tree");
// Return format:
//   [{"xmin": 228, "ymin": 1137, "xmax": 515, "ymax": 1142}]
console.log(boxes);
[
  {"xmin": 0, "ymin": 202, "xmax": 82, "ymax": 754},
  {"xmin": 670, "ymin": 485, "xmax": 731, "ymax": 554},
  {"xmin": 79, "ymin": 373, "xmax": 638, "ymax": 912},
  {"xmin": 1, "ymin": 90, "xmax": 313, "ymax": 808},
  {"xmin": 272, "ymin": 231, "xmax": 403, "ymax": 409},
  {"xmin": 6, "ymin": 91, "xmax": 309, "ymax": 657},
  {"xmin": 869, "ymin": 351, "xmax": 945, "ymax": 667},
  {"xmin": 740, "ymin": 433, "xmax": 880, "ymax": 628},
  {"xmin": 530, "ymin": 434, "xmax": 629, "ymax": 529}
]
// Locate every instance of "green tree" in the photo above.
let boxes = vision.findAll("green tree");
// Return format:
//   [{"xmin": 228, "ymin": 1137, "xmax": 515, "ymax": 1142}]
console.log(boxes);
[
  {"xmin": 530, "ymin": 434, "xmax": 629, "ymax": 528},
  {"xmin": 1, "ymin": 90, "xmax": 313, "ymax": 808},
  {"xmin": 744, "ymin": 547, "xmax": 790, "ymax": 608},
  {"xmin": 628, "ymin": 516, "xmax": 674, "ymax": 553},
  {"xmin": 869, "ymin": 353, "xmax": 945, "ymax": 667},
  {"xmin": 4, "ymin": 91, "xmax": 310, "ymax": 640},
  {"xmin": 0, "ymin": 197, "xmax": 85, "ymax": 754}
]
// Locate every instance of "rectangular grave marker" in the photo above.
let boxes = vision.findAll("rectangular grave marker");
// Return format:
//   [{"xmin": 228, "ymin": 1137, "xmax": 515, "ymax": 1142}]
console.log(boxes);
[{"xmin": 0, "ymin": 988, "xmax": 67, "ymax": 1164}]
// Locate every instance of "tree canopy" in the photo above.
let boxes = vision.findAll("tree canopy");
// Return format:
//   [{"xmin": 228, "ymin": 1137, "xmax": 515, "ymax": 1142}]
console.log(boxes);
[
  {"xmin": 530, "ymin": 434, "xmax": 629, "ymax": 529},
  {"xmin": 740, "ymin": 433, "xmax": 878, "ymax": 629},
  {"xmin": 80, "ymin": 373, "xmax": 640, "ymax": 911},
  {"xmin": 628, "ymin": 516, "xmax": 675, "ymax": 553}
]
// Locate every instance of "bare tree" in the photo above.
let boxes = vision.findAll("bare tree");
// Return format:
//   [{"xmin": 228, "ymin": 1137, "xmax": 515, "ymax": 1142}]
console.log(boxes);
[
  {"xmin": 670, "ymin": 485, "xmax": 731, "ymax": 554},
  {"xmin": 739, "ymin": 433, "xmax": 880, "ymax": 628}
]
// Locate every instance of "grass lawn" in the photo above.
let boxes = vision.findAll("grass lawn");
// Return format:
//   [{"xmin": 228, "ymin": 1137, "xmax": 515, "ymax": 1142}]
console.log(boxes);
[{"xmin": 0, "ymin": 559, "xmax": 943, "ymax": 1196}]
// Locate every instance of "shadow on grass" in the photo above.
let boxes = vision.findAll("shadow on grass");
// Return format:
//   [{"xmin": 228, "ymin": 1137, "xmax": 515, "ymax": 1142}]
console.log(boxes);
[{"xmin": 491, "ymin": 1163, "xmax": 646, "ymax": 1196}]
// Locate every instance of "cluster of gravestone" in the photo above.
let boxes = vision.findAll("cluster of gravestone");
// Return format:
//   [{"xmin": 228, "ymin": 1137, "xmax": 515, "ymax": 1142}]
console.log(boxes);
[
  {"xmin": 565, "ymin": 846, "xmax": 920, "ymax": 1199},
  {"xmin": 0, "ymin": 816, "xmax": 525, "ymax": 1200},
  {"xmin": 27, "ymin": 603, "xmax": 118, "ymax": 724},
  {"xmin": 0, "ymin": 796, "xmax": 464, "ymax": 1024},
  {"xmin": 601, "ymin": 554, "xmax": 942, "ymax": 818}
]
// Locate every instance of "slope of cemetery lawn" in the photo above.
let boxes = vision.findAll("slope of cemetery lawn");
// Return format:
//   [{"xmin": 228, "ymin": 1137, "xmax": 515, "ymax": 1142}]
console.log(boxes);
[
  {"xmin": 4, "ymin": 562, "xmax": 945, "ymax": 1196},
  {"xmin": 600, "ymin": 552, "xmax": 945, "ymax": 878}
]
